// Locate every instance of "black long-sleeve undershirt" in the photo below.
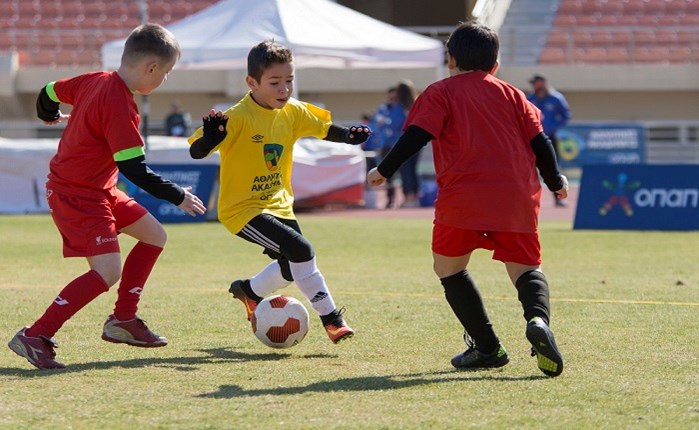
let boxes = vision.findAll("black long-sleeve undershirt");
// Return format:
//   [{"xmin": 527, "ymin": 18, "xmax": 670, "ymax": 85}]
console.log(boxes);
[
  {"xmin": 377, "ymin": 127, "xmax": 565, "ymax": 192},
  {"xmin": 377, "ymin": 125, "xmax": 433, "ymax": 179},
  {"xmin": 189, "ymin": 124, "xmax": 360, "ymax": 159},
  {"xmin": 117, "ymin": 156, "xmax": 185, "ymax": 205},
  {"xmin": 530, "ymin": 132, "xmax": 565, "ymax": 192},
  {"xmin": 36, "ymin": 86, "xmax": 60, "ymax": 122}
]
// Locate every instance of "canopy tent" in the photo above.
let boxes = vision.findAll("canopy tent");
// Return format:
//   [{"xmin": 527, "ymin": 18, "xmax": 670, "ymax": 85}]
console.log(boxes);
[{"xmin": 101, "ymin": 0, "xmax": 444, "ymax": 72}]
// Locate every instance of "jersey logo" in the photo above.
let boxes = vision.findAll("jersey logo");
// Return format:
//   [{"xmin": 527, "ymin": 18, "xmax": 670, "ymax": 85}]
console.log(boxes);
[
  {"xmin": 263, "ymin": 144, "xmax": 284, "ymax": 172},
  {"xmin": 252, "ymin": 134, "xmax": 264, "ymax": 143}
]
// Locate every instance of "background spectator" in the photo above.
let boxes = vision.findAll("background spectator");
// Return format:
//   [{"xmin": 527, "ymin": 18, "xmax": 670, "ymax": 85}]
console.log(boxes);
[
  {"xmin": 164, "ymin": 100, "xmax": 192, "ymax": 137},
  {"xmin": 527, "ymin": 74, "xmax": 571, "ymax": 207}
]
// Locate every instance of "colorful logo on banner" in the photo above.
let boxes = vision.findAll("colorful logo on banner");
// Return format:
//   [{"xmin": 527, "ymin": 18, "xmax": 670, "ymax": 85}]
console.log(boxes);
[
  {"xmin": 575, "ymin": 165, "xmax": 699, "ymax": 230},
  {"xmin": 557, "ymin": 124, "xmax": 645, "ymax": 168},
  {"xmin": 599, "ymin": 173, "xmax": 640, "ymax": 217},
  {"xmin": 263, "ymin": 144, "xmax": 283, "ymax": 172}
]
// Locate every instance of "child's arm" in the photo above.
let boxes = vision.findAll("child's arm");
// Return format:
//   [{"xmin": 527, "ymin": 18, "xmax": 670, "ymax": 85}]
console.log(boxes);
[
  {"xmin": 117, "ymin": 154, "xmax": 206, "ymax": 216},
  {"xmin": 190, "ymin": 110, "xmax": 228, "ymax": 159},
  {"xmin": 530, "ymin": 132, "xmax": 568, "ymax": 199},
  {"xmin": 36, "ymin": 85, "xmax": 70, "ymax": 125},
  {"xmin": 367, "ymin": 125, "xmax": 432, "ymax": 186},
  {"xmin": 324, "ymin": 124, "xmax": 372, "ymax": 145}
]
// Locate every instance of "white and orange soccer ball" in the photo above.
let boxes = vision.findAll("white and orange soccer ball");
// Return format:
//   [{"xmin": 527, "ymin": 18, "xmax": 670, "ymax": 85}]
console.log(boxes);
[{"xmin": 251, "ymin": 295, "xmax": 310, "ymax": 349}]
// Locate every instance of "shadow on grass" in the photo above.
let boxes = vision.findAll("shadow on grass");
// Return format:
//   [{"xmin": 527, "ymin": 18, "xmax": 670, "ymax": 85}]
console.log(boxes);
[
  {"xmin": 196, "ymin": 370, "xmax": 547, "ymax": 398},
  {"xmin": 0, "ymin": 347, "xmax": 338, "ymax": 377}
]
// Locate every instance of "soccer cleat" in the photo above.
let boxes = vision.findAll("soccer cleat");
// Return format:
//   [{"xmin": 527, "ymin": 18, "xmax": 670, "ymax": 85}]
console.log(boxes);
[
  {"xmin": 322, "ymin": 308, "xmax": 354, "ymax": 343},
  {"xmin": 101, "ymin": 315, "xmax": 168, "ymax": 347},
  {"xmin": 451, "ymin": 335, "xmax": 509, "ymax": 370},
  {"xmin": 526, "ymin": 317, "xmax": 564, "ymax": 377},
  {"xmin": 229, "ymin": 279, "xmax": 261, "ymax": 321},
  {"xmin": 7, "ymin": 327, "xmax": 66, "ymax": 370}
]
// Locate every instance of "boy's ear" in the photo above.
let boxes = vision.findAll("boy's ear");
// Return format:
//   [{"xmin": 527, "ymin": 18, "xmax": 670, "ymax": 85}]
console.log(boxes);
[
  {"xmin": 245, "ymin": 75, "xmax": 259, "ymax": 91},
  {"xmin": 489, "ymin": 61, "xmax": 499, "ymax": 75},
  {"xmin": 446, "ymin": 54, "xmax": 457, "ymax": 70}
]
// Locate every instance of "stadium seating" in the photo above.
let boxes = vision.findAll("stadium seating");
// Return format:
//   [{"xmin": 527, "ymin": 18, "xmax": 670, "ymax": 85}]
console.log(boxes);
[
  {"xmin": 541, "ymin": 0, "xmax": 699, "ymax": 64},
  {"xmin": 0, "ymin": 0, "xmax": 219, "ymax": 67}
]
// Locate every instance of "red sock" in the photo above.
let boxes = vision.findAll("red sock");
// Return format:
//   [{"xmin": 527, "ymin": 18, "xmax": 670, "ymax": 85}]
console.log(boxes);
[
  {"xmin": 26, "ymin": 270, "xmax": 109, "ymax": 338},
  {"xmin": 113, "ymin": 241, "xmax": 163, "ymax": 321}
]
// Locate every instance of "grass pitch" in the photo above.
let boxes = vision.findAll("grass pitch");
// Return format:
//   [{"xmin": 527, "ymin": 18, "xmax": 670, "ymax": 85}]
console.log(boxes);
[{"xmin": 0, "ymin": 214, "xmax": 697, "ymax": 429}]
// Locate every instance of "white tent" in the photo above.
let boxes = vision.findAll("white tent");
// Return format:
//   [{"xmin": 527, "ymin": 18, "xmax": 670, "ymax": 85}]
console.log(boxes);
[{"xmin": 101, "ymin": 0, "xmax": 444, "ymax": 72}]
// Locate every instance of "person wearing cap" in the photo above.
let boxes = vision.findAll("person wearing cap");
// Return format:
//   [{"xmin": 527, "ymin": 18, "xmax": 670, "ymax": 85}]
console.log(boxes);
[{"xmin": 527, "ymin": 74, "xmax": 571, "ymax": 207}]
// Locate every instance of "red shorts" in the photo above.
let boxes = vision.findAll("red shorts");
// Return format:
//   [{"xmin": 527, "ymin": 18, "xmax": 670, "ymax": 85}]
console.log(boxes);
[
  {"xmin": 46, "ymin": 184, "xmax": 148, "ymax": 258},
  {"xmin": 432, "ymin": 223, "xmax": 542, "ymax": 265}
]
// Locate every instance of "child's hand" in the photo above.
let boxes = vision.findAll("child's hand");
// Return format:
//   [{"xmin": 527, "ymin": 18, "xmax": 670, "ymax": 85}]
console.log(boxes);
[
  {"xmin": 202, "ymin": 109, "xmax": 228, "ymax": 145},
  {"xmin": 554, "ymin": 174, "xmax": 569, "ymax": 201},
  {"xmin": 178, "ymin": 187, "xmax": 207, "ymax": 216},
  {"xmin": 367, "ymin": 167, "xmax": 387, "ymax": 187},
  {"xmin": 346, "ymin": 125, "xmax": 372, "ymax": 145},
  {"xmin": 44, "ymin": 113, "xmax": 70, "ymax": 125}
]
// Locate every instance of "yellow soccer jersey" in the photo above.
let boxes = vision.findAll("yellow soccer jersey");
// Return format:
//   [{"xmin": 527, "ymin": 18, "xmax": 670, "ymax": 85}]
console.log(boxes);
[{"xmin": 188, "ymin": 92, "xmax": 332, "ymax": 233}]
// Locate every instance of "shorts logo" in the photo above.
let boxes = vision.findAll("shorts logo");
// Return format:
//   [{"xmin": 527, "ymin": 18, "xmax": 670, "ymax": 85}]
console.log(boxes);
[
  {"xmin": 263, "ymin": 144, "xmax": 284, "ymax": 172},
  {"xmin": 599, "ymin": 173, "xmax": 639, "ymax": 217},
  {"xmin": 95, "ymin": 236, "xmax": 118, "ymax": 246},
  {"xmin": 54, "ymin": 296, "xmax": 69, "ymax": 306}
]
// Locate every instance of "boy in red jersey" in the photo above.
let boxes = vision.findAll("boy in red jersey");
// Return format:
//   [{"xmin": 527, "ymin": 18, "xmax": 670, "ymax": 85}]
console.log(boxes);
[
  {"xmin": 368, "ymin": 22, "xmax": 568, "ymax": 377},
  {"xmin": 7, "ymin": 24, "xmax": 206, "ymax": 370}
]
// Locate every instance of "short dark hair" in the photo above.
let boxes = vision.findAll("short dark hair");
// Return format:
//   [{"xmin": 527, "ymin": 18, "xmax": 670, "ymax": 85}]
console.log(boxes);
[
  {"xmin": 247, "ymin": 41, "xmax": 294, "ymax": 82},
  {"xmin": 445, "ymin": 21, "xmax": 499, "ymax": 72},
  {"xmin": 121, "ymin": 23, "xmax": 180, "ymax": 67}
]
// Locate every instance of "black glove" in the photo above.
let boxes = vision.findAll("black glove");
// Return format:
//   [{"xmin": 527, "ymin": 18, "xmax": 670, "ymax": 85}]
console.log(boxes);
[
  {"xmin": 202, "ymin": 113, "xmax": 228, "ymax": 145},
  {"xmin": 345, "ymin": 125, "xmax": 372, "ymax": 145}
]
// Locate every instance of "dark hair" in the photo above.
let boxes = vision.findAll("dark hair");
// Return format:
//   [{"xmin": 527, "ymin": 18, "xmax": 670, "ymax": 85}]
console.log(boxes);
[
  {"xmin": 247, "ymin": 41, "xmax": 294, "ymax": 82},
  {"xmin": 396, "ymin": 80, "xmax": 416, "ymax": 110},
  {"xmin": 121, "ymin": 23, "xmax": 180, "ymax": 66},
  {"xmin": 445, "ymin": 21, "xmax": 499, "ymax": 72}
]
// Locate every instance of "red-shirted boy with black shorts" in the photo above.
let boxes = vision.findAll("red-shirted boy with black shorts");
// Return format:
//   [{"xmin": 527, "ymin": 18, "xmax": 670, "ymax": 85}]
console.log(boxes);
[
  {"xmin": 368, "ymin": 22, "xmax": 568, "ymax": 377},
  {"xmin": 7, "ymin": 24, "xmax": 206, "ymax": 370}
]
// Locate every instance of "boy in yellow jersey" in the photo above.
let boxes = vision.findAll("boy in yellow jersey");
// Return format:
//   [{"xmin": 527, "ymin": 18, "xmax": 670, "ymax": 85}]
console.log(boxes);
[{"xmin": 188, "ymin": 41, "xmax": 371, "ymax": 343}]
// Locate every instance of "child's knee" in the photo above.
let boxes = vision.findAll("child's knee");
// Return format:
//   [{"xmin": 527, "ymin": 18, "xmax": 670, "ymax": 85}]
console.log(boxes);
[{"xmin": 281, "ymin": 235, "xmax": 314, "ymax": 263}]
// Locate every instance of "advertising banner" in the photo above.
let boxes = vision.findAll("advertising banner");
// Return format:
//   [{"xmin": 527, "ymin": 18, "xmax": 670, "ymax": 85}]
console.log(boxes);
[
  {"xmin": 119, "ymin": 164, "xmax": 218, "ymax": 223},
  {"xmin": 574, "ymin": 164, "xmax": 699, "ymax": 230},
  {"xmin": 557, "ymin": 123, "xmax": 646, "ymax": 168}
]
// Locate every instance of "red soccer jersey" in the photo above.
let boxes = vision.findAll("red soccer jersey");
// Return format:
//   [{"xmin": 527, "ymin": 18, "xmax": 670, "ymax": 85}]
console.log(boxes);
[
  {"xmin": 405, "ymin": 71, "xmax": 544, "ymax": 233},
  {"xmin": 47, "ymin": 71, "xmax": 143, "ymax": 194}
]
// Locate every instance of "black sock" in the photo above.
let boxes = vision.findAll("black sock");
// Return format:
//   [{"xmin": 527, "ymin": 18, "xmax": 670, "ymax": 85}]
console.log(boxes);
[
  {"xmin": 515, "ymin": 270, "xmax": 551, "ymax": 325},
  {"xmin": 241, "ymin": 280, "xmax": 263, "ymax": 302},
  {"xmin": 441, "ymin": 270, "xmax": 499, "ymax": 353}
]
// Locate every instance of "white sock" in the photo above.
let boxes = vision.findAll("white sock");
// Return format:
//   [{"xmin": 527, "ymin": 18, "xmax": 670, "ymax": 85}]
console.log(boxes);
[
  {"xmin": 249, "ymin": 261, "xmax": 291, "ymax": 297},
  {"xmin": 289, "ymin": 257, "xmax": 336, "ymax": 316}
]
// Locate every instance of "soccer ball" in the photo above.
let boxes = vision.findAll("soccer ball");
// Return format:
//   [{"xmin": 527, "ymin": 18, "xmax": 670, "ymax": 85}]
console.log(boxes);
[{"xmin": 251, "ymin": 295, "xmax": 310, "ymax": 349}]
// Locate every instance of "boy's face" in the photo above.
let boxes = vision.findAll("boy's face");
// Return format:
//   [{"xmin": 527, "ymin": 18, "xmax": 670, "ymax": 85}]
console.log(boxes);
[
  {"xmin": 135, "ymin": 56, "xmax": 177, "ymax": 95},
  {"xmin": 246, "ymin": 62, "xmax": 294, "ymax": 109}
]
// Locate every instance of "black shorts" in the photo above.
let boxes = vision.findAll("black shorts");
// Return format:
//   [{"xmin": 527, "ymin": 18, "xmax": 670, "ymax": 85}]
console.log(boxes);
[{"xmin": 236, "ymin": 214, "xmax": 314, "ymax": 263}]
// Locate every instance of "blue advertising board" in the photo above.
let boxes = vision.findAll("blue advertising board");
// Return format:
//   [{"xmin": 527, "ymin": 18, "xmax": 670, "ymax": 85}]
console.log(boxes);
[
  {"xmin": 557, "ymin": 123, "xmax": 646, "ymax": 168},
  {"xmin": 574, "ymin": 164, "xmax": 699, "ymax": 230},
  {"xmin": 118, "ymin": 164, "xmax": 218, "ymax": 223}
]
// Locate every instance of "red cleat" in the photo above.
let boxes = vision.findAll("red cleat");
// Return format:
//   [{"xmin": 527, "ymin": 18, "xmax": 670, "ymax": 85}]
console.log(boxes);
[
  {"xmin": 8, "ymin": 327, "xmax": 66, "ymax": 370},
  {"xmin": 101, "ymin": 315, "xmax": 168, "ymax": 347}
]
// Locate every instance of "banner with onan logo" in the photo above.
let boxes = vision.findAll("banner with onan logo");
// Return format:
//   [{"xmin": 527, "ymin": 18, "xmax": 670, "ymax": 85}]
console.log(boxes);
[
  {"xmin": 118, "ymin": 164, "xmax": 218, "ymax": 223},
  {"xmin": 557, "ymin": 123, "xmax": 646, "ymax": 168},
  {"xmin": 574, "ymin": 164, "xmax": 699, "ymax": 230}
]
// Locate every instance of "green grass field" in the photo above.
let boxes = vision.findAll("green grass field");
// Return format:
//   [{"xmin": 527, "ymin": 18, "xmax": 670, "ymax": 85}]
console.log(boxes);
[{"xmin": 1, "ymin": 214, "xmax": 697, "ymax": 429}]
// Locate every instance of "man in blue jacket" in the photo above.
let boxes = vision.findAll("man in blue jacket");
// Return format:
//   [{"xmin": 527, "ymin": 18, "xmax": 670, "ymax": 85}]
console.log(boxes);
[{"xmin": 528, "ymin": 74, "xmax": 571, "ymax": 207}]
